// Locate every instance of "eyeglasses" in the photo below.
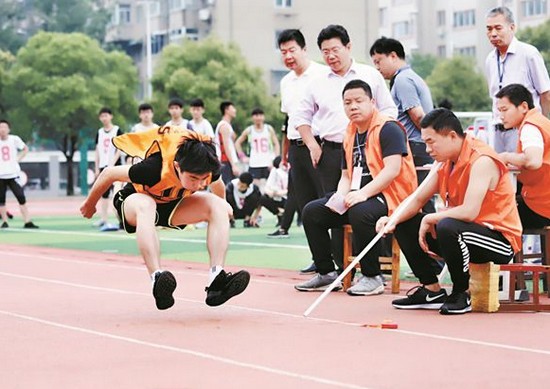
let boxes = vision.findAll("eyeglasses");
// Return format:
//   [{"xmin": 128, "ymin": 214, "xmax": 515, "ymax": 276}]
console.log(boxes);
[{"xmin": 321, "ymin": 45, "xmax": 346, "ymax": 57}]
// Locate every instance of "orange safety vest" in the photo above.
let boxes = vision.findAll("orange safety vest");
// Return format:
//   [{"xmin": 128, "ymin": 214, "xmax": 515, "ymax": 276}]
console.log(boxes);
[
  {"xmin": 113, "ymin": 126, "xmax": 214, "ymax": 203},
  {"xmin": 343, "ymin": 109, "xmax": 417, "ymax": 215},
  {"xmin": 438, "ymin": 136, "xmax": 522, "ymax": 253},
  {"xmin": 517, "ymin": 109, "xmax": 550, "ymax": 218}
]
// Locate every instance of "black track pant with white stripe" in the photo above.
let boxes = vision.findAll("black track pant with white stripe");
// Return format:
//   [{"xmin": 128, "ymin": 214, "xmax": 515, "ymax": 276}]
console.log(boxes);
[{"xmin": 395, "ymin": 214, "xmax": 514, "ymax": 293}]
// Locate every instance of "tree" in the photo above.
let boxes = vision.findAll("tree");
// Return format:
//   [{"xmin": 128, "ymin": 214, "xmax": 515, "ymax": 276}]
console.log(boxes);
[
  {"xmin": 3, "ymin": 32, "xmax": 138, "ymax": 195},
  {"xmin": 409, "ymin": 53, "xmax": 440, "ymax": 80},
  {"xmin": 426, "ymin": 56, "xmax": 491, "ymax": 112},
  {"xmin": 151, "ymin": 38, "xmax": 283, "ymax": 134},
  {"xmin": 517, "ymin": 19, "xmax": 550, "ymax": 70},
  {"xmin": 0, "ymin": 50, "xmax": 15, "ymax": 115},
  {"xmin": 0, "ymin": 0, "xmax": 28, "ymax": 53}
]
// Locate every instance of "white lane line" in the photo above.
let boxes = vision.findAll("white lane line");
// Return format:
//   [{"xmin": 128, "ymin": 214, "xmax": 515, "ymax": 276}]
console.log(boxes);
[
  {"xmin": 2, "ymin": 270, "xmax": 550, "ymax": 356},
  {"xmin": 2, "ymin": 228, "xmax": 309, "ymax": 250},
  {"xmin": 0, "ymin": 309, "xmax": 371, "ymax": 389}
]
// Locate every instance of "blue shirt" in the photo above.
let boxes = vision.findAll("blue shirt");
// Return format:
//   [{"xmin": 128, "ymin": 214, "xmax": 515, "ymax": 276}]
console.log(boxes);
[{"xmin": 391, "ymin": 65, "xmax": 433, "ymax": 142}]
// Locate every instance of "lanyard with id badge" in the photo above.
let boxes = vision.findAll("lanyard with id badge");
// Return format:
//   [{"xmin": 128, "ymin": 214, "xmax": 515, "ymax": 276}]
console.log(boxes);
[{"xmin": 351, "ymin": 132, "xmax": 366, "ymax": 191}]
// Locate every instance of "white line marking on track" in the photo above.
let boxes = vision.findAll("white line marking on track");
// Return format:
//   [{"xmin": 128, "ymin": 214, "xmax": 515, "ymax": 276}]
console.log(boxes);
[
  {"xmin": 4, "ymin": 228, "xmax": 310, "ymax": 249},
  {"xmin": 0, "ymin": 309, "xmax": 372, "ymax": 389},
  {"xmin": 2, "ymin": 270, "xmax": 550, "ymax": 356}
]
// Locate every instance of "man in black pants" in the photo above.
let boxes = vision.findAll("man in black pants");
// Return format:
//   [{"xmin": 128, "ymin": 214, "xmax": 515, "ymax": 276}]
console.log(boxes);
[
  {"xmin": 226, "ymin": 172, "xmax": 261, "ymax": 228},
  {"xmin": 295, "ymin": 80, "xmax": 416, "ymax": 296},
  {"xmin": 377, "ymin": 108, "xmax": 522, "ymax": 314}
]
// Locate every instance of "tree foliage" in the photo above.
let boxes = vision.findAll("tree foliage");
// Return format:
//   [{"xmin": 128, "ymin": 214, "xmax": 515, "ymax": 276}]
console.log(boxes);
[
  {"xmin": 3, "ymin": 32, "xmax": 138, "ymax": 194},
  {"xmin": 426, "ymin": 56, "xmax": 491, "ymax": 111},
  {"xmin": 151, "ymin": 38, "xmax": 283, "ymax": 133},
  {"xmin": 0, "ymin": 50, "xmax": 16, "ymax": 115},
  {"xmin": 517, "ymin": 19, "xmax": 550, "ymax": 70},
  {"xmin": 0, "ymin": 0, "xmax": 28, "ymax": 53},
  {"xmin": 409, "ymin": 53, "xmax": 440, "ymax": 80}
]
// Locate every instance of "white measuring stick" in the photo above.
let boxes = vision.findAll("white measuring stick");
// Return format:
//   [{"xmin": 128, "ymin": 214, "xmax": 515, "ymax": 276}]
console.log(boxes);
[{"xmin": 303, "ymin": 162, "xmax": 442, "ymax": 317}]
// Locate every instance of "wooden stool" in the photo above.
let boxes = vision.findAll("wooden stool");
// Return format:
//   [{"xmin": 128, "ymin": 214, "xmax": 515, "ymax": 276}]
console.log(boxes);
[
  {"xmin": 469, "ymin": 263, "xmax": 501, "ymax": 312},
  {"xmin": 516, "ymin": 226, "xmax": 550, "ymax": 296},
  {"xmin": 499, "ymin": 263, "xmax": 550, "ymax": 312},
  {"xmin": 342, "ymin": 224, "xmax": 400, "ymax": 293}
]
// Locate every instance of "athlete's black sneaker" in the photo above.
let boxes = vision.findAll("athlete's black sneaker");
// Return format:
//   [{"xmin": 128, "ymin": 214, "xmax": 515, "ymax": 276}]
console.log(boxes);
[
  {"xmin": 24, "ymin": 222, "xmax": 39, "ymax": 229},
  {"xmin": 152, "ymin": 271, "xmax": 177, "ymax": 310},
  {"xmin": 7, "ymin": 212, "xmax": 13, "ymax": 219},
  {"xmin": 205, "ymin": 270, "xmax": 250, "ymax": 307},
  {"xmin": 439, "ymin": 291, "xmax": 472, "ymax": 315},
  {"xmin": 1, "ymin": 221, "xmax": 8, "ymax": 228},
  {"xmin": 392, "ymin": 285, "xmax": 448, "ymax": 310}
]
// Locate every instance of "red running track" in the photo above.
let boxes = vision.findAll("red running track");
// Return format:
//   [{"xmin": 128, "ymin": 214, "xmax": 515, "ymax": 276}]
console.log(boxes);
[{"xmin": 1, "ymin": 244, "xmax": 550, "ymax": 389}]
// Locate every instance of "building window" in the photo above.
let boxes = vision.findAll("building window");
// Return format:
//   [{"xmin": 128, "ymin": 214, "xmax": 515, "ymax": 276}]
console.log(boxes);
[
  {"xmin": 392, "ymin": 0, "xmax": 412, "ymax": 5},
  {"xmin": 169, "ymin": 0, "xmax": 185, "ymax": 10},
  {"xmin": 380, "ymin": 7, "xmax": 388, "ymax": 27},
  {"xmin": 151, "ymin": 33, "xmax": 166, "ymax": 54},
  {"xmin": 437, "ymin": 10, "xmax": 446, "ymax": 26},
  {"xmin": 275, "ymin": 0, "xmax": 292, "ymax": 8},
  {"xmin": 455, "ymin": 46, "xmax": 476, "ymax": 57},
  {"xmin": 521, "ymin": 0, "xmax": 547, "ymax": 16},
  {"xmin": 118, "ymin": 4, "xmax": 131, "ymax": 24},
  {"xmin": 274, "ymin": 29, "xmax": 284, "ymax": 49},
  {"xmin": 437, "ymin": 45, "xmax": 446, "ymax": 57},
  {"xmin": 392, "ymin": 21, "xmax": 411, "ymax": 38},
  {"xmin": 453, "ymin": 9, "xmax": 476, "ymax": 27}
]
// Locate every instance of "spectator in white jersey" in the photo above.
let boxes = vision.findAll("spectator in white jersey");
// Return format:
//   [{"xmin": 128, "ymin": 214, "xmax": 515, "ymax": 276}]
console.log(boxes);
[
  {"xmin": 235, "ymin": 108, "xmax": 280, "ymax": 191},
  {"xmin": 165, "ymin": 97, "xmax": 193, "ymax": 129},
  {"xmin": 132, "ymin": 103, "xmax": 158, "ymax": 134},
  {"xmin": 94, "ymin": 107, "xmax": 123, "ymax": 230},
  {"xmin": 0, "ymin": 119, "xmax": 39, "ymax": 229},
  {"xmin": 189, "ymin": 98, "xmax": 215, "ymax": 138}
]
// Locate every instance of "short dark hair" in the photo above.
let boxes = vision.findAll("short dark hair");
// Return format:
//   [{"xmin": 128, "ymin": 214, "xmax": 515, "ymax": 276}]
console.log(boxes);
[
  {"xmin": 238, "ymin": 172, "xmax": 253, "ymax": 185},
  {"xmin": 495, "ymin": 84, "xmax": 535, "ymax": 109},
  {"xmin": 369, "ymin": 37, "xmax": 405, "ymax": 59},
  {"xmin": 0, "ymin": 119, "xmax": 10, "ymax": 127},
  {"xmin": 189, "ymin": 98, "xmax": 205, "ymax": 108},
  {"xmin": 342, "ymin": 79, "xmax": 373, "ymax": 99},
  {"xmin": 317, "ymin": 24, "xmax": 350, "ymax": 49},
  {"xmin": 220, "ymin": 101, "xmax": 233, "ymax": 116},
  {"xmin": 420, "ymin": 108, "xmax": 464, "ymax": 137},
  {"xmin": 138, "ymin": 103, "xmax": 153, "ymax": 113},
  {"xmin": 168, "ymin": 97, "xmax": 184, "ymax": 108},
  {"xmin": 437, "ymin": 98, "xmax": 453, "ymax": 110},
  {"xmin": 272, "ymin": 155, "xmax": 282, "ymax": 169},
  {"xmin": 277, "ymin": 29, "xmax": 306, "ymax": 49},
  {"xmin": 98, "ymin": 107, "xmax": 112, "ymax": 115},
  {"xmin": 251, "ymin": 108, "xmax": 264, "ymax": 116},
  {"xmin": 175, "ymin": 138, "xmax": 220, "ymax": 176}
]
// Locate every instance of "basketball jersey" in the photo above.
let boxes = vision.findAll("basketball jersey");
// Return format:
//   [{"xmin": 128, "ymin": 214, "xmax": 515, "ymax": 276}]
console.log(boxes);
[
  {"xmin": 247, "ymin": 125, "xmax": 273, "ymax": 168},
  {"xmin": 165, "ymin": 119, "xmax": 193, "ymax": 131},
  {"xmin": 0, "ymin": 135, "xmax": 25, "ymax": 179},
  {"xmin": 96, "ymin": 126, "xmax": 121, "ymax": 168},
  {"xmin": 215, "ymin": 120, "xmax": 237, "ymax": 163},
  {"xmin": 131, "ymin": 123, "xmax": 159, "ymax": 133}
]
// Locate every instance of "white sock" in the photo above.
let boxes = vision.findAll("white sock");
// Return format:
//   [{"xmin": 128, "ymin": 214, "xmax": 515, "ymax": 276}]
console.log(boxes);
[
  {"xmin": 208, "ymin": 266, "xmax": 224, "ymax": 286},
  {"xmin": 151, "ymin": 270, "xmax": 162, "ymax": 287}
]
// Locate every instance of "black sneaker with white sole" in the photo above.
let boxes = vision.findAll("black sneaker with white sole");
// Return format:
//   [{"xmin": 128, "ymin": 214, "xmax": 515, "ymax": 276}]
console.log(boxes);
[
  {"xmin": 205, "ymin": 270, "xmax": 250, "ymax": 307},
  {"xmin": 392, "ymin": 285, "xmax": 448, "ymax": 310},
  {"xmin": 439, "ymin": 291, "xmax": 472, "ymax": 315},
  {"xmin": 152, "ymin": 270, "xmax": 177, "ymax": 310}
]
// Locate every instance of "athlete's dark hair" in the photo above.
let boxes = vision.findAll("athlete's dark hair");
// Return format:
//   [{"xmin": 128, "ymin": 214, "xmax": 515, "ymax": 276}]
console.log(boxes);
[
  {"xmin": 138, "ymin": 103, "xmax": 153, "ymax": 113},
  {"xmin": 272, "ymin": 155, "xmax": 282, "ymax": 169},
  {"xmin": 0, "ymin": 119, "xmax": 10, "ymax": 126},
  {"xmin": 342, "ymin": 79, "xmax": 373, "ymax": 99},
  {"xmin": 98, "ymin": 107, "xmax": 112, "ymax": 115},
  {"xmin": 168, "ymin": 97, "xmax": 184, "ymax": 108},
  {"xmin": 189, "ymin": 98, "xmax": 205, "ymax": 108},
  {"xmin": 369, "ymin": 37, "xmax": 405, "ymax": 59},
  {"xmin": 420, "ymin": 108, "xmax": 464, "ymax": 137},
  {"xmin": 317, "ymin": 24, "xmax": 350, "ymax": 49},
  {"xmin": 495, "ymin": 83, "xmax": 535, "ymax": 109},
  {"xmin": 175, "ymin": 138, "xmax": 220, "ymax": 176},
  {"xmin": 220, "ymin": 101, "xmax": 234, "ymax": 116},
  {"xmin": 238, "ymin": 172, "xmax": 254, "ymax": 186},
  {"xmin": 277, "ymin": 29, "xmax": 306, "ymax": 49},
  {"xmin": 251, "ymin": 107, "xmax": 264, "ymax": 116}
]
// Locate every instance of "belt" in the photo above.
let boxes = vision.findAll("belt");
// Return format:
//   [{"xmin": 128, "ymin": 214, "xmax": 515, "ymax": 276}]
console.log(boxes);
[
  {"xmin": 321, "ymin": 139, "xmax": 342, "ymax": 149},
  {"xmin": 289, "ymin": 136, "xmax": 321, "ymax": 147}
]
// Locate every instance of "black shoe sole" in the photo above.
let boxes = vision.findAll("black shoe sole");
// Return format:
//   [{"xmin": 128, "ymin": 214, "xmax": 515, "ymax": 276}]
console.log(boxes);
[
  {"xmin": 206, "ymin": 271, "xmax": 250, "ymax": 307},
  {"xmin": 153, "ymin": 271, "xmax": 177, "ymax": 310}
]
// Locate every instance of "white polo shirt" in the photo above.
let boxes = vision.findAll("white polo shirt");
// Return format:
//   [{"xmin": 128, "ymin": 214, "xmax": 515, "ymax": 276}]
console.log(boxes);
[
  {"xmin": 293, "ymin": 59, "xmax": 397, "ymax": 143},
  {"xmin": 280, "ymin": 61, "xmax": 326, "ymax": 140},
  {"xmin": 485, "ymin": 37, "xmax": 550, "ymax": 122}
]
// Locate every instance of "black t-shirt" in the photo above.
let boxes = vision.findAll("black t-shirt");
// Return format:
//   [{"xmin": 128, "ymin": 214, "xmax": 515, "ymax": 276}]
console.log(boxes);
[
  {"xmin": 341, "ymin": 121, "xmax": 408, "ymax": 188},
  {"xmin": 128, "ymin": 152, "xmax": 221, "ymax": 188}
]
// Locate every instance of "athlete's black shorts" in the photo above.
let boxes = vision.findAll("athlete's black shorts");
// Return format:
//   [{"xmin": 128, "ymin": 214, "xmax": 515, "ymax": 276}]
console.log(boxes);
[
  {"xmin": 248, "ymin": 166, "xmax": 270, "ymax": 179},
  {"xmin": 113, "ymin": 183, "xmax": 187, "ymax": 234},
  {"xmin": 0, "ymin": 178, "xmax": 26, "ymax": 205}
]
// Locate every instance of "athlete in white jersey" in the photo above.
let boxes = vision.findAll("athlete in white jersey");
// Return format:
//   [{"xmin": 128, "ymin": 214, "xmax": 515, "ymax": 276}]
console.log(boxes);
[
  {"xmin": 215, "ymin": 101, "xmax": 240, "ymax": 184},
  {"xmin": 94, "ymin": 108, "xmax": 124, "ymax": 229},
  {"xmin": 165, "ymin": 97, "xmax": 194, "ymax": 130},
  {"xmin": 189, "ymin": 98, "xmax": 215, "ymax": 138},
  {"xmin": 0, "ymin": 119, "xmax": 39, "ymax": 229}
]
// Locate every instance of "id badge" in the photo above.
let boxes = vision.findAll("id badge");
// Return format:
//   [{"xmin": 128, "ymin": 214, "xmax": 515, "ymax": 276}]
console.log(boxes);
[{"xmin": 351, "ymin": 166, "xmax": 362, "ymax": 190}]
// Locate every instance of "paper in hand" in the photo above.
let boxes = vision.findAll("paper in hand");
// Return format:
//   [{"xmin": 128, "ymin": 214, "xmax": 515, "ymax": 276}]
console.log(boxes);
[{"xmin": 325, "ymin": 192, "xmax": 349, "ymax": 215}]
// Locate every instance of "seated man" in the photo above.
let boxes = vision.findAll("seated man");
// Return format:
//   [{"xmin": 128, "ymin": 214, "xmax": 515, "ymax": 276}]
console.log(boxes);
[
  {"xmin": 496, "ymin": 83, "xmax": 550, "ymax": 228},
  {"xmin": 80, "ymin": 126, "xmax": 250, "ymax": 310},
  {"xmin": 295, "ymin": 79, "xmax": 417, "ymax": 296},
  {"xmin": 226, "ymin": 172, "xmax": 261, "ymax": 227},
  {"xmin": 257, "ymin": 156, "xmax": 288, "ymax": 226},
  {"xmin": 377, "ymin": 108, "xmax": 522, "ymax": 315}
]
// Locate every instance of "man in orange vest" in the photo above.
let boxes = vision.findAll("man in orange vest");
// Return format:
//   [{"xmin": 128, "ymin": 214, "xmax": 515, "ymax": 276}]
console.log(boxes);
[
  {"xmin": 496, "ymin": 83, "xmax": 550, "ymax": 228},
  {"xmin": 80, "ymin": 126, "xmax": 250, "ymax": 310},
  {"xmin": 378, "ymin": 108, "xmax": 522, "ymax": 314},
  {"xmin": 295, "ymin": 79, "xmax": 416, "ymax": 296}
]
